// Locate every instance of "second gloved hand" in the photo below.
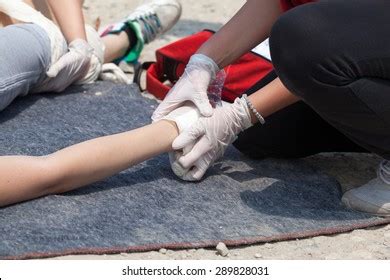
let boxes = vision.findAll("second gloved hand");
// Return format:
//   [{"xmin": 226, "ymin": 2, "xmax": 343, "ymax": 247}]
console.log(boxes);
[
  {"xmin": 152, "ymin": 54, "xmax": 220, "ymax": 122},
  {"xmin": 172, "ymin": 97, "xmax": 253, "ymax": 181},
  {"xmin": 46, "ymin": 39, "xmax": 93, "ymax": 91}
]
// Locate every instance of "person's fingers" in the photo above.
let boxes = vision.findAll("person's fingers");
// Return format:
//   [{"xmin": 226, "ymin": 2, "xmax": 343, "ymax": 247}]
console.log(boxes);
[
  {"xmin": 172, "ymin": 123, "xmax": 205, "ymax": 150},
  {"xmin": 151, "ymin": 82, "xmax": 185, "ymax": 121},
  {"xmin": 46, "ymin": 61, "xmax": 62, "ymax": 78},
  {"xmin": 151, "ymin": 101, "xmax": 182, "ymax": 122},
  {"xmin": 182, "ymin": 141, "xmax": 195, "ymax": 156},
  {"xmin": 169, "ymin": 152, "xmax": 190, "ymax": 178},
  {"xmin": 192, "ymin": 92, "xmax": 213, "ymax": 117},
  {"xmin": 100, "ymin": 64, "xmax": 131, "ymax": 84},
  {"xmin": 46, "ymin": 53, "xmax": 76, "ymax": 78},
  {"xmin": 183, "ymin": 164, "xmax": 208, "ymax": 181},
  {"xmin": 178, "ymin": 136, "xmax": 211, "ymax": 169},
  {"xmin": 99, "ymin": 72, "xmax": 117, "ymax": 82}
]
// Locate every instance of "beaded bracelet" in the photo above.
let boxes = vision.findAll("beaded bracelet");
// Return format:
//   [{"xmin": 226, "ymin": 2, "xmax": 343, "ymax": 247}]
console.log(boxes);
[{"xmin": 242, "ymin": 94, "xmax": 266, "ymax": 125}]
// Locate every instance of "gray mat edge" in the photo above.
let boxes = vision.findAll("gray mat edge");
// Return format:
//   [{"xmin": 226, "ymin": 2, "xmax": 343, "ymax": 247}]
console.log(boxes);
[{"xmin": 5, "ymin": 218, "xmax": 390, "ymax": 260}]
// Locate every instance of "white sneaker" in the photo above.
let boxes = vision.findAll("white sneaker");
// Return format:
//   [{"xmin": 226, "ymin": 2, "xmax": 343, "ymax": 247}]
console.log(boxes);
[
  {"xmin": 100, "ymin": 0, "xmax": 182, "ymax": 62},
  {"xmin": 127, "ymin": 0, "xmax": 182, "ymax": 42},
  {"xmin": 342, "ymin": 160, "xmax": 390, "ymax": 216}
]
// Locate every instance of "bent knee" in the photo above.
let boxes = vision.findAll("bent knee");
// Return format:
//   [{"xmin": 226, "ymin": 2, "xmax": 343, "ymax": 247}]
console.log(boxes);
[
  {"xmin": 269, "ymin": 3, "xmax": 339, "ymax": 97},
  {"xmin": 270, "ymin": 3, "xmax": 331, "ymax": 68}
]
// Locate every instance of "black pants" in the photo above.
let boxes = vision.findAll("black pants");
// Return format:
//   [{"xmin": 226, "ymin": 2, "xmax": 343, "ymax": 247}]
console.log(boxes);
[{"xmin": 234, "ymin": 0, "xmax": 390, "ymax": 159}]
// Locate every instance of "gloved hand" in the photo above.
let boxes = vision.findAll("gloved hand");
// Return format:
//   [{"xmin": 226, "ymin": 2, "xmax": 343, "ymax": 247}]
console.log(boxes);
[
  {"xmin": 171, "ymin": 97, "xmax": 253, "ymax": 181},
  {"xmin": 151, "ymin": 54, "xmax": 220, "ymax": 122},
  {"xmin": 46, "ymin": 39, "xmax": 93, "ymax": 91}
]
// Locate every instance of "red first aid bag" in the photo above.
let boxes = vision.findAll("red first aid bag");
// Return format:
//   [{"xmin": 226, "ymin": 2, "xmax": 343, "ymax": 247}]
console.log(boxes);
[{"xmin": 136, "ymin": 30, "xmax": 274, "ymax": 103}]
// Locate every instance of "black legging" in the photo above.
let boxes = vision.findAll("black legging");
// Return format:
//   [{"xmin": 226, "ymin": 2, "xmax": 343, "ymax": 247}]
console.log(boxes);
[{"xmin": 234, "ymin": 0, "xmax": 390, "ymax": 159}]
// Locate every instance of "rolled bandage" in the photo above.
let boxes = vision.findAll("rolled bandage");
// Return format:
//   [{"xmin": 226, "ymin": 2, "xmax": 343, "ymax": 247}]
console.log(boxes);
[{"xmin": 161, "ymin": 102, "xmax": 201, "ymax": 178}]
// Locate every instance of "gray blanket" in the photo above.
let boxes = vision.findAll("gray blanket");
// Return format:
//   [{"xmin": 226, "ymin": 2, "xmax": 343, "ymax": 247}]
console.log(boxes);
[{"xmin": 0, "ymin": 82, "xmax": 388, "ymax": 259}]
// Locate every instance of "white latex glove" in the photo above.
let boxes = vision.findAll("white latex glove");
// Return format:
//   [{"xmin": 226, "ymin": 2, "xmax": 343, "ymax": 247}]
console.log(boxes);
[
  {"xmin": 171, "ymin": 97, "xmax": 253, "ymax": 181},
  {"xmin": 99, "ymin": 63, "xmax": 132, "ymax": 84},
  {"xmin": 46, "ymin": 39, "xmax": 93, "ymax": 91},
  {"xmin": 151, "ymin": 54, "xmax": 220, "ymax": 121}
]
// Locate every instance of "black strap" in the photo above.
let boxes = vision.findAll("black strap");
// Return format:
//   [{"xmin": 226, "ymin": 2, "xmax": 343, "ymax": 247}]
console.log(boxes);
[{"xmin": 133, "ymin": 61, "xmax": 154, "ymax": 91}]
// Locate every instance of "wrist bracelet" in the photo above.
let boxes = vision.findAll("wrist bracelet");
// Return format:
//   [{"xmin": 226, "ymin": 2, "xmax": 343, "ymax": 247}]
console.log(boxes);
[{"xmin": 242, "ymin": 94, "xmax": 266, "ymax": 125}]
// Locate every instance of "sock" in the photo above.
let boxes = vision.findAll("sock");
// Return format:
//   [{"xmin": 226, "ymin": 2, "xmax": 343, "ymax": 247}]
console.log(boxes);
[{"xmin": 123, "ymin": 23, "xmax": 138, "ymax": 54}]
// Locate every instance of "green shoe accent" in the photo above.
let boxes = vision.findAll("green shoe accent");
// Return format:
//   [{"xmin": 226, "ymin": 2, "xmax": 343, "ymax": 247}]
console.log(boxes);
[{"xmin": 123, "ymin": 21, "xmax": 145, "ymax": 63}]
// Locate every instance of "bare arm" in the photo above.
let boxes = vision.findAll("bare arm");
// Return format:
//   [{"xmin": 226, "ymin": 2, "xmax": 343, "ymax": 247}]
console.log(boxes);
[
  {"xmin": 197, "ymin": 0, "xmax": 299, "ymax": 122},
  {"xmin": 197, "ymin": 0, "xmax": 282, "ymax": 68},
  {"xmin": 0, "ymin": 120, "xmax": 178, "ymax": 207},
  {"xmin": 46, "ymin": 0, "xmax": 86, "ymax": 42},
  {"xmin": 247, "ymin": 78, "xmax": 300, "ymax": 123}
]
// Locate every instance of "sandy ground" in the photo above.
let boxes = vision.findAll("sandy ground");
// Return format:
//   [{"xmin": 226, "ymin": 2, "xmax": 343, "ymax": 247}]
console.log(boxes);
[{"xmin": 53, "ymin": 0, "xmax": 390, "ymax": 260}]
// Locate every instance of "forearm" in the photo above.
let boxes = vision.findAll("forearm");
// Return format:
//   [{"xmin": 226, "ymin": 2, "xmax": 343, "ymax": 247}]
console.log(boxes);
[
  {"xmin": 46, "ymin": 0, "xmax": 86, "ymax": 42},
  {"xmin": 49, "ymin": 120, "xmax": 178, "ymax": 192},
  {"xmin": 0, "ymin": 120, "xmax": 178, "ymax": 207},
  {"xmin": 247, "ymin": 77, "xmax": 300, "ymax": 124},
  {"xmin": 197, "ymin": 0, "xmax": 282, "ymax": 68}
]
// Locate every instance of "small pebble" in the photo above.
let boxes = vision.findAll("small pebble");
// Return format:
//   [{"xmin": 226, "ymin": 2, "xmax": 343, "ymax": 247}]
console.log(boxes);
[
  {"xmin": 232, "ymin": 252, "xmax": 240, "ymax": 257},
  {"xmin": 216, "ymin": 242, "xmax": 229, "ymax": 257},
  {"xmin": 254, "ymin": 253, "xmax": 262, "ymax": 259},
  {"xmin": 95, "ymin": 91, "xmax": 102, "ymax": 96},
  {"xmin": 159, "ymin": 248, "xmax": 167, "ymax": 254}
]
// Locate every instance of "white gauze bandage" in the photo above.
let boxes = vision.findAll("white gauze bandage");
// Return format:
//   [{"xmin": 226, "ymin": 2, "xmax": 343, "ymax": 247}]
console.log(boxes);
[{"xmin": 162, "ymin": 102, "xmax": 201, "ymax": 178}]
